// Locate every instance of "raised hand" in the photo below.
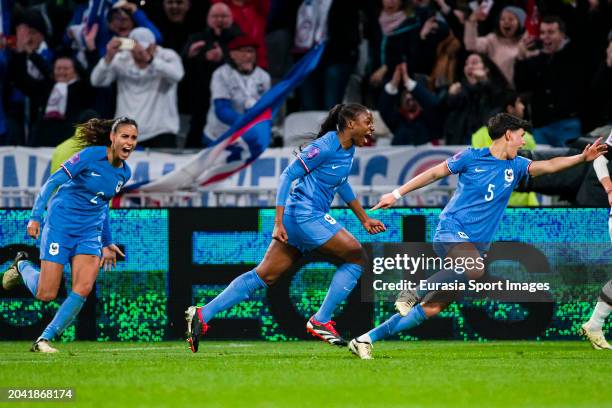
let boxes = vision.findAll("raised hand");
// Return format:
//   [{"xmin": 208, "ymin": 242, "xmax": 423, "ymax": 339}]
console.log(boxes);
[{"xmin": 582, "ymin": 138, "xmax": 608, "ymax": 162}]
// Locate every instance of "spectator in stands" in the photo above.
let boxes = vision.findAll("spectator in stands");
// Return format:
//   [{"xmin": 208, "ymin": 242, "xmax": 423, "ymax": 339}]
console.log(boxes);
[
  {"xmin": 444, "ymin": 53, "xmax": 508, "ymax": 145},
  {"xmin": 377, "ymin": 62, "xmax": 438, "ymax": 145},
  {"xmin": 22, "ymin": 55, "xmax": 94, "ymax": 147},
  {"xmin": 0, "ymin": 0, "xmax": 14, "ymax": 145},
  {"xmin": 413, "ymin": 4, "xmax": 451, "ymax": 77},
  {"xmin": 472, "ymin": 91, "xmax": 538, "ymax": 206},
  {"xmin": 368, "ymin": 0, "xmax": 420, "ymax": 89},
  {"xmin": 299, "ymin": 0, "xmax": 366, "ymax": 110},
  {"xmin": 7, "ymin": 9, "xmax": 53, "ymax": 145},
  {"xmin": 67, "ymin": 0, "xmax": 162, "ymax": 59},
  {"xmin": 153, "ymin": 0, "xmax": 202, "ymax": 53},
  {"xmin": 588, "ymin": 30, "xmax": 612, "ymax": 129},
  {"xmin": 212, "ymin": 0, "xmax": 269, "ymax": 69},
  {"xmin": 182, "ymin": 2, "xmax": 241, "ymax": 147},
  {"xmin": 464, "ymin": 5, "xmax": 526, "ymax": 86},
  {"xmin": 90, "ymin": 27, "xmax": 184, "ymax": 147},
  {"xmin": 203, "ymin": 34, "xmax": 270, "ymax": 146},
  {"xmin": 514, "ymin": 16, "xmax": 582, "ymax": 147}
]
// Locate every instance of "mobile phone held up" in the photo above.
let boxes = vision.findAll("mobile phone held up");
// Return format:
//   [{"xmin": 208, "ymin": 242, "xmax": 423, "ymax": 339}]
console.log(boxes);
[{"xmin": 118, "ymin": 37, "xmax": 135, "ymax": 51}]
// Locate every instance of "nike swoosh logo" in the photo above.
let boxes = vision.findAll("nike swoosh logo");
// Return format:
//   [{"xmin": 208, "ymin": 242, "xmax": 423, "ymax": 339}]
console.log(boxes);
[
  {"xmin": 474, "ymin": 168, "xmax": 486, "ymax": 173},
  {"xmin": 91, "ymin": 172, "xmax": 101, "ymax": 177},
  {"xmin": 331, "ymin": 165, "xmax": 342, "ymax": 169}
]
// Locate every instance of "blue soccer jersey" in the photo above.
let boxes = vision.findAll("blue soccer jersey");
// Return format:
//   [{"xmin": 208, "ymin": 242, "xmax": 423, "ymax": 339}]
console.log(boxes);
[
  {"xmin": 285, "ymin": 131, "xmax": 356, "ymax": 216},
  {"xmin": 33, "ymin": 146, "xmax": 131, "ymax": 236},
  {"xmin": 437, "ymin": 147, "xmax": 531, "ymax": 243}
]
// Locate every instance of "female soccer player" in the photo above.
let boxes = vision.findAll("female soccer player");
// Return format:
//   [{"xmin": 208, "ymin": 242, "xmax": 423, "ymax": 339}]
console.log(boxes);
[
  {"xmin": 348, "ymin": 113, "xmax": 607, "ymax": 359},
  {"xmin": 1, "ymin": 117, "xmax": 138, "ymax": 353},
  {"xmin": 186, "ymin": 103, "xmax": 386, "ymax": 352},
  {"xmin": 580, "ymin": 149, "xmax": 612, "ymax": 349}
]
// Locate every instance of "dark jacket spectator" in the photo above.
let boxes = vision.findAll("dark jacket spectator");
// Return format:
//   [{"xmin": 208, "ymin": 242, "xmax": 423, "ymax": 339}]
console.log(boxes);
[
  {"xmin": 368, "ymin": 0, "xmax": 421, "ymax": 89},
  {"xmin": 588, "ymin": 33, "xmax": 612, "ymax": 128},
  {"xmin": 444, "ymin": 53, "xmax": 508, "ymax": 145},
  {"xmin": 23, "ymin": 56, "xmax": 94, "ymax": 147},
  {"xmin": 7, "ymin": 9, "xmax": 54, "ymax": 144},
  {"xmin": 514, "ymin": 16, "xmax": 583, "ymax": 146},
  {"xmin": 181, "ymin": 3, "xmax": 241, "ymax": 147},
  {"xmin": 152, "ymin": 0, "xmax": 204, "ymax": 53},
  {"xmin": 378, "ymin": 63, "xmax": 439, "ymax": 146}
]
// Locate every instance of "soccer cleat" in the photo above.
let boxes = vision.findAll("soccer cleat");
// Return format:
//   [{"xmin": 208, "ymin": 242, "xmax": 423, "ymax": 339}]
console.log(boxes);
[
  {"xmin": 2, "ymin": 251, "xmax": 28, "ymax": 290},
  {"xmin": 185, "ymin": 306, "xmax": 209, "ymax": 353},
  {"xmin": 580, "ymin": 323, "xmax": 612, "ymax": 350},
  {"xmin": 348, "ymin": 338, "xmax": 373, "ymax": 359},
  {"xmin": 306, "ymin": 317, "xmax": 347, "ymax": 346},
  {"xmin": 31, "ymin": 339, "xmax": 58, "ymax": 353},
  {"xmin": 395, "ymin": 289, "xmax": 421, "ymax": 317}
]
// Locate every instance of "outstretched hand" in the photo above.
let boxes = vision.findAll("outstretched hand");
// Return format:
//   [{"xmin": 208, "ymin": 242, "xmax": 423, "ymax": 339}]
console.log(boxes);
[
  {"xmin": 100, "ymin": 244, "xmax": 125, "ymax": 271},
  {"xmin": 272, "ymin": 222, "xmax": 288, "ymax": 244},
  {"xmin": 582, "ymin": 137, "xmax": 608, "ymax": 162},
  {"xmin": 363, "ymin": 218, "xmax": 386, "ymax": 235},
  {"xmin": 371, "ymin": 192, "xmax": 397, "ymax": 210}
]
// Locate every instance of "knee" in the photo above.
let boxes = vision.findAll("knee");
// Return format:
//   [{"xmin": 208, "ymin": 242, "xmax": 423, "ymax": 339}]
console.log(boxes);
[
  {"xmin": 342, "ymin": 245, "xmax": 367, "ymax": 267},
  {"xmin": 254, "ymin": 268, "xmax": 277, "ymax": 287},
  {"xmin": 35, "ymin": 288, "xmax": 58, "ymax": 302},
  {"xmin": 72, "ymin": 283, "xmax": 94, "ymax": 298}
]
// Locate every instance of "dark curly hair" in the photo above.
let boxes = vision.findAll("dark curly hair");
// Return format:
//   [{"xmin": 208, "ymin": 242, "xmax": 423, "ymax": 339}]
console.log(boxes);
[{"xmin": 74, "ymin": 117, "xmax": 138, "ymax": 147}]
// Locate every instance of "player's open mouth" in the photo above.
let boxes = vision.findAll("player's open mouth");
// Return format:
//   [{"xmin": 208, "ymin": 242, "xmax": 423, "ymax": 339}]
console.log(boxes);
[{"xmin": 121, "ymin": 147, "xmax": 132, "ymax": 155}]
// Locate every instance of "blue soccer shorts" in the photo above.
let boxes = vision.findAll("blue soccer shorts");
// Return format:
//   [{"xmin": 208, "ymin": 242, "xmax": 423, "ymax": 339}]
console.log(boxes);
[
  {"xmin": 283, "ymin": 211, "xmax": 343, "ymax": 253},
  {"xmin": 40, "ymin": 224, "xmax": 102, "ymax": 265}
]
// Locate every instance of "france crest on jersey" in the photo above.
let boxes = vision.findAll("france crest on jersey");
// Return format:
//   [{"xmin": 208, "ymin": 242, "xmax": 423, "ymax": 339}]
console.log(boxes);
[
  {"xmin": 436, "ymin": 147, "xmax": 531, "ymax": 244},
  {"xmin": 47, "ymin": 146, "xmax": 132, "ymax": 235}
]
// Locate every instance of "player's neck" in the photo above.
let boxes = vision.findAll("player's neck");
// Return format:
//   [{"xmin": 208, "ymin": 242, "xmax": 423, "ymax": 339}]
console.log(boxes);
[
  {"xmin": 337, "ymin": 131, "xmax": 354, "ymax": 150},
  {"xmin": 106, "ymin": 147, "xmax": 123, "ymax": 168},
  {"xmin": 489, "ymin": 140, "xmax": 511, "ymax": 160}
]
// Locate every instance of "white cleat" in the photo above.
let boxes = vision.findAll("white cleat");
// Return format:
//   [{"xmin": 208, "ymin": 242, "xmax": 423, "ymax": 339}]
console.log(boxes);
[
  {"xmin": 580, "ymin": 323, "xmax": 612, "ymax": 350},
  {"xmin": 348, "ymin": 338, "xmax": 373, "ymax": 360},
  {"xmin": 394, "ymin": 289, "xmax": 420, "ymax": 317},
  {"xmin": 2, "ymin": 268, "xmax": 21, "ymax": 290},
  {"xmin": 31, "ymin": 339, "xmax": 59, "ymax": 353},
  {"xmin": 2, "ymin": 251, "xmax": 28, "ymax": 290}
]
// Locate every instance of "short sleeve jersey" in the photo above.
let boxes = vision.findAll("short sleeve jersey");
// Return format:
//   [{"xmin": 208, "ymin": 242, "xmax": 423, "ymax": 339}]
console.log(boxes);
[
  {"xmin": 285, "ymin": 132, "xmax": 355, "ymax": 216},
  {"xmin": 46, "ymin": 146, "xmax": 132, "ymax": 236},
  {"xmin": 438, "ymin": 147, "xmax": 532, "ymax": 243}
]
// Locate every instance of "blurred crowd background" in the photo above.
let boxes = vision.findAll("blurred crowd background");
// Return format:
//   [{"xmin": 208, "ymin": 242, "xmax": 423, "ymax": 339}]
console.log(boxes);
[{"xmin": 0, "ymin": 0, "xmax": 610, "ymax": 150}]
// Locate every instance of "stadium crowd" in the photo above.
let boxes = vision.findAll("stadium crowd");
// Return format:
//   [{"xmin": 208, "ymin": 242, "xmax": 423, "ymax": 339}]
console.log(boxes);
[{"xmin": 0, "ymin": 0, "xmax": 610, "ymax": 149}]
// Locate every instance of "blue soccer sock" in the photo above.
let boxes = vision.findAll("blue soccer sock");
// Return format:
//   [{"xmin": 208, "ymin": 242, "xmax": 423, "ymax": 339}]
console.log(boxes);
[
  {"xmin": 199, "ymin": 269, "xmax": 267, "ymax": 323},
  {"xmin": 18, "ymin": 260, "xmax": 40, "ymax": 297},
  {"xmin": 359, "ymin": 305, "xmax": 427, "ymax": 343},
  {"xmin": 416, "ymin": 268, "xmax": 468, "ymax": 298},
  {"xmin": 313, "ymin": 263, "xmax": 362, "ymax": 323},
  {"xmin": 39, "ymin": 291, "xmax": 86, "ymax": 341}
]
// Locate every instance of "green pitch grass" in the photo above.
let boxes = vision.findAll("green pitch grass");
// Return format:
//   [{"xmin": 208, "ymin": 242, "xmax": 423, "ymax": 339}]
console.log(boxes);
[{"xmin": 0, "ymin": 341, "xmax": 610, "ymax": 408}]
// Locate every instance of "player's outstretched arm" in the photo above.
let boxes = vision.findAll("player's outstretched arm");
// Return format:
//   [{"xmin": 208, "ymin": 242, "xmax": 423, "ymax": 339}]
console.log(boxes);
[
  {"xmin": 372, "ymin": 161, "xmax": 451, "ymax": 210},
  {"xmin": 529, "ymin": 138, "xmax": 607, "ymax": 177}
]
